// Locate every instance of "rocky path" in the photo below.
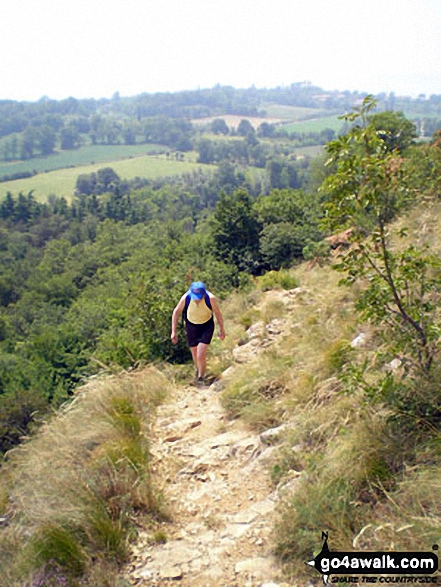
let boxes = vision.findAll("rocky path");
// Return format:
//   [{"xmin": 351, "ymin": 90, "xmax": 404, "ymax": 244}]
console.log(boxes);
[
  {"xmin": 123, "ymin": 378, "xmax": 289, "ymax": 587},
  {"xmin": 122, "ymin": 288, "xmax": 312, "ymax": 586}
]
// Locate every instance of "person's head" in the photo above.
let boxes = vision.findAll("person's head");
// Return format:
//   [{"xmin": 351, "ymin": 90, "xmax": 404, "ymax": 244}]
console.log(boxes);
[{"xmin": 189, "ymin": 281, "xmax": 206, "ymax": 301}]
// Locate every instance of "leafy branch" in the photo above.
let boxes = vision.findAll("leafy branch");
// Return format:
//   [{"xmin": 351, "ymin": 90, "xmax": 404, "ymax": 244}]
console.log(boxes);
[{"xmin": 322, "ymin": 96, "xmax": 440, "ymax": 376}]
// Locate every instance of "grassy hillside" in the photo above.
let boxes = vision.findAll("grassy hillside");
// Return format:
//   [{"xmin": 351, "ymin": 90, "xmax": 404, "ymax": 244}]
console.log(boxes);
[
  {"xmin": 0, "ymin": 368, "xmax": 170, "ymax": 586},
  {"xmin": 0, "ymin": 192, "xmax": 440, "ymax": 583},
  {"xmin": 213, "ymin": 200, "xmax": 441, "ymax": 581},
  {"xmin": 191, "ymin": 106, "xmax": 343, "ymax": 132},
  {"xmin": 191, "ymin": 114, "xmax": 284, "ymax": 130},
  {"xmin": 263, "ymin": 104, "xmax": 331, "ymax": 120},
  {"xmin": 0, "ymin": 155, "xmax": 214, "ymax": 202}
]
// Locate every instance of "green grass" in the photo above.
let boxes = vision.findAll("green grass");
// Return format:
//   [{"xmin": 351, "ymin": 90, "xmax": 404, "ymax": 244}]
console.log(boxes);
[
  {"xmin": 0, "ymin": 155, "xmax": 215, "ymax": 202},
  {"xmin": 292, "ymin": 145, "xmax": 324, "ymax": 157},
  {"xmin": 263, "ymin": 104, "xmax": 329, "ymax": 120},
  {"xmin": 0, "ymin": 143, "xmax": 167, "ymax": 177},
  {"xmin": 280, "ymin": 115, "xmax": 345, "ymax": 134}
]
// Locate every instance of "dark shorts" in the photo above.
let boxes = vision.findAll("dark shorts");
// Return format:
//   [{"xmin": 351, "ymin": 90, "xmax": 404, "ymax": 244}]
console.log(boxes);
[{"xmin": 185, "ymin": 318, "xmax": 215, "ymax": 347}]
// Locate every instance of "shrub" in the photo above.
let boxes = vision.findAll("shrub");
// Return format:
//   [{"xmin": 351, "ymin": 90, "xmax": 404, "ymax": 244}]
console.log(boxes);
[{"xmin": 257, "ymin": 269, "xmax": 299, "ymax": 292}]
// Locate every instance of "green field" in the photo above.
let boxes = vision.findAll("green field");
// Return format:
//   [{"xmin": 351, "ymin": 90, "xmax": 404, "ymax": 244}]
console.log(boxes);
[
  {"xmin": 263, "ymin": 104, "xmax": 329, "ymax": 120},
  {"xmin": 292, "ymin": 145, "xmax": 325, "ymax": 157},
  {"xmin": 0, "ymin": 155, "xmax": 215, "ymax": 202},
  {"xmin": 0, "ymin": 143, "xmax": 167, "ymax": 178},
  {"xmin": 279, "ymin": 115, "xmax": 345, "ymax": 134}
]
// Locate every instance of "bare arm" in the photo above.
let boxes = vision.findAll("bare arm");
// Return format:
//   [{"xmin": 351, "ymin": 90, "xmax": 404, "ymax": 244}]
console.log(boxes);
[
  {"xmin": 171, "ymin": 294, "xmax": 187, "ymax": 344},
  {"xmin": 209, "ymin": 295, "xmax": 226, "ymax": 340}
]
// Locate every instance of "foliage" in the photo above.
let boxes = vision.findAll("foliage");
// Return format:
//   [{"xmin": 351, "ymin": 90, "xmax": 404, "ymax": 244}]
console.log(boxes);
[
  {"xmin": 255, "ymin": 188, "xmax": 323, "ymax": 268},
  {"xmin": 259, "ymin": 222, "xmax": 307, "ymax": 268},
  {"xmin": 256, "ymin": 269, "xmax": 299, "ymax": 292},
  {"xmin": 210, "ymin": 188, "xmax": 262, "ymax": 273},
  {"xmin": 1, "ymin": 175, "xmax": 273, "ymax": 453},
  {"xmin": 367, "ymin": 110, "xmax": 417, "ymax": 153},
  {"xmin": 323, "ymin": 96, "xmax": 441, "ymax": 380}
]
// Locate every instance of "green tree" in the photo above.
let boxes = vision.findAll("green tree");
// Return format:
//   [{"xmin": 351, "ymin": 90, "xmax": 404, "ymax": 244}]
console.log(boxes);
[
  {"xmin": 258, "ymin": 122, "xmax": 275, "ymax": 138},
  {"xmin": 60, "ymin": 126, "xmax": 81, "ymax": 150},
  {"xmin": 255, "ymin": 189, "xmax": 322, "ymax": 269},
  {"xmin": 368, "ymin": 110, "xmax": 417, "ymax": 153},
  {"xmin": 1, "ymin": 192, "xmax": 15, "ymax": 219},
  {"xmin": 20, "ymin": 127, "xmax": 36, "ymax": 159},
  {"xmin": 210, "ymin": 188, "xmax": 262, "ymax": 273},
  {"xmin": 260, "ymin": 222, "xmax": 308, "ymax": 269},
  {"xmin": 237, "ymin": 119, "xmax": 255, "ymax": 137},
  {"xmin": 36, "ymin": 125, "xmax": 57, "ymax": 155},
  {"xmin": 323, "ymin": 96, "xmax": 440, "ymax": 377},
  {"xmin": 211, "ymin": 119, "xmax": 229, "ymax": 135},
  {"xmin": 197, "ymin": 138, "xmax": 215, "ymax": 163}
]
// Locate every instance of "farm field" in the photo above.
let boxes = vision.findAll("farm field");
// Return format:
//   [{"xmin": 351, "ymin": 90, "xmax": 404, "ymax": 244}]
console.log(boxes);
[
  {"xmin": 0, "ymin": 143, "xmax": 167, "ymax": 178},
  {"xmin": 292, "ymin": 144, "xmax": 325, "ymax": 157},
  {"xmin": 279, "ymin": 114, "xmax": 345, "ymax": 133},
  {"xmin": 0, "ymin": 155, "xmax": 214, "ymax": 202},
  {"xmin": 263, "ymin": 104, "xmax": 330, "ymax": 120}
]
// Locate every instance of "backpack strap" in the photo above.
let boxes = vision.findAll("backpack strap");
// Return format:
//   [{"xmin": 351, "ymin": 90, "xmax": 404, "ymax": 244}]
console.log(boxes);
[{"xmin": 182, "ymin": 293, "xmax": 191, "ymax": 326}]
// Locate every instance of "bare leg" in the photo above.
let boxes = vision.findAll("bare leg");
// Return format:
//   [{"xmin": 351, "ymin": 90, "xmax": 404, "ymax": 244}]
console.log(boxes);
[
  {"xmin": 190, "ymin": 346, "xmax": 198, "ymax": 376},
  {"xmin": 196, "ymin": 343, "xmax": 209, "ymax": 379}
]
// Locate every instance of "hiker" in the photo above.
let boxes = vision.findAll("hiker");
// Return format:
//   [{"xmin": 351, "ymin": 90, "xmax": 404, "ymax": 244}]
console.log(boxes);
[{"xmin": 171, "ymin": 281, "xmax": 225, "ymax": 384}]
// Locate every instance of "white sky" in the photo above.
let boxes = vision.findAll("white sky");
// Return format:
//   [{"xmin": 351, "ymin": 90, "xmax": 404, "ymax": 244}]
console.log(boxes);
[{"xmin": 1, "ymin": 0, "xmax": 441, "ymax": 102}]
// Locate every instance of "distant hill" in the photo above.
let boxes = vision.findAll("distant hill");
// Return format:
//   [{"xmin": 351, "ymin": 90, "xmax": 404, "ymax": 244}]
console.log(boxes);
[{"xmin": 1, "ymin": 83, "xmax": 440, "ymax": 200}]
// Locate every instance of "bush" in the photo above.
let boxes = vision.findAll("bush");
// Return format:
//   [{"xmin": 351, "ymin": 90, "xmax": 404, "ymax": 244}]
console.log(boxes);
[
  {"xmin": 257, "ymin": 269, "xmax": 299, "ymax": 292},
  {"xmin": 0, "ymin": 387, "xmax": 48, "ymax": 455}
]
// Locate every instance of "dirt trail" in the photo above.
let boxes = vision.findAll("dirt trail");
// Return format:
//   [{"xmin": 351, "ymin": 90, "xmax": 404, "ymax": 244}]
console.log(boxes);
[
  {"xmin": 123, "ymin": 378, "xmax": 289, "ymax": 586},
  {"xmin": 123, "ymin": 289, "xmax": 310, "ymax": 586}
]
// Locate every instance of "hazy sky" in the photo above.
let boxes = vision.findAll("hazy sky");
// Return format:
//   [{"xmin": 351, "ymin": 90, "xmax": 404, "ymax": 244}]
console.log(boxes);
[{"xmin": 1, "ymin": 0, "xmax": 441, "ymax": 102}]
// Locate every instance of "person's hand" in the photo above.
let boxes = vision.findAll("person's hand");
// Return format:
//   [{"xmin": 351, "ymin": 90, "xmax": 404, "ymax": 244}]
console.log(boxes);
[
  {"xmin": 219, "ymin": 329, "xmax": 226, "ymax": 341},
  {"xmin": 171, "ymin": 333, "xmax": 178, "ymax": 344}
]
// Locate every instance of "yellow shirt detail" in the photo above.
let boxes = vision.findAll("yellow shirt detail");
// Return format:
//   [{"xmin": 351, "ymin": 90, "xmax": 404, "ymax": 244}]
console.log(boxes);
[{"xmin": 187, "ymin": 298, "xmax": 213, "ymax": 324}]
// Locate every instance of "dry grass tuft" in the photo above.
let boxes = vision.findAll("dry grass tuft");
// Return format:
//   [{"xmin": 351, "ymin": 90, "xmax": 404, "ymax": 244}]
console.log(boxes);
[{"xmin": 0, "ymin": 367, "xmax": 170, "ymax": 586}]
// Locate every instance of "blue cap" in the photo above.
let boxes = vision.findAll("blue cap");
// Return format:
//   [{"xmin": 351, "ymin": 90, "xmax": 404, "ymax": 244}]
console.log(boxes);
[{"xmin": 189, "ymin": 281, "xmax": 206, "ymax": 300}]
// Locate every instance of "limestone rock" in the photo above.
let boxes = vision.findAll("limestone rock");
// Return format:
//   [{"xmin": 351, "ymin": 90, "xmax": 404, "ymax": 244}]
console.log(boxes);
[
  {"xmin": 159, "ymin": 565, "xmax": 183, "ymax": 580},
  {"xmin": 266, "ymin": 318, "xmax": 284, "ymax": 336},
  {"xmin": 246, "ymin": 320, "xmax": 265, "ymax": 339},
  {"xmin": 350, "ymin": 332, "xmax": 367, "ymax": 348},
  {"xmin": 260, "ymin": 424, "xmax": 287, "ymax": 445},
  {"xmin": 234, "ymin": 556, "xmax": 277, "ymax": 578},
  {"xmin": 233, "ymin": 341, "xmax": 259, "ymax": 363}
]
